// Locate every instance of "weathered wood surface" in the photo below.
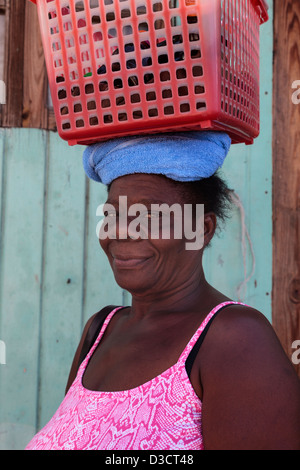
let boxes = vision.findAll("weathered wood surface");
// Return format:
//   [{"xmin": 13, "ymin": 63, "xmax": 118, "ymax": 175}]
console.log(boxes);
[
  {"xmin": 23, "ymin": 0, "xmax": 48, "ymax": 129},
  {"xmin": 0, "ymin": 129, "xmax": 124, "ymax": 449},
  {"xmin": 0, "ymin": 0, "xmax": 53, "ymax": 129},
  {"xmin": 273, "ymin": 0, "xmax": 300, "ymax": 376},
  {"xmin": 0, "ymin": 0, "xmax": 277, "ymax": 451},
  {"xmin": 1, "ymin": 0, "xmax": 26, "ymax": 127}
]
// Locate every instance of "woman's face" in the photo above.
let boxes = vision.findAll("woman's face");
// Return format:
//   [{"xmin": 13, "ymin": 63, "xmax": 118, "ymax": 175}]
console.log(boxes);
[{"xmin": 100, "ymin": 174, "xmax": 213, "ymax": 297}]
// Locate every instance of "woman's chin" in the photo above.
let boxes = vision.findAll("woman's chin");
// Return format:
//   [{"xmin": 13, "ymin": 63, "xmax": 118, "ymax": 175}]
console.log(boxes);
[{"xmin": 113, "ymin": 271, "xmax": 155, "ymax": 296}]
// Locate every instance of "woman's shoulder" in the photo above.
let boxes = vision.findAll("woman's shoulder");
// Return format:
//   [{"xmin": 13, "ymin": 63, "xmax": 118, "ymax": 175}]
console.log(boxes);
[
  {"xmin": 198, "ymin": 302, "xmax": 300, "ymax": 449},
  {"xmin": 203, "ymin": 302, "xmax": 287, "ymax": 370},
  {"xmin": 199, "ymin": 297, "xmax": 299, "ymax": 390},
  {"xmin": 213, "ymin": 301, "xmax": 272, "ymax": 332}
]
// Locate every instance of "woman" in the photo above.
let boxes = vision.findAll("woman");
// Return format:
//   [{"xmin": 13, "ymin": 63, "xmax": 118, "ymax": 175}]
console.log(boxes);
[{"xmin": 26, "ymin": 133, "xmax": 300, "ymax": 450}]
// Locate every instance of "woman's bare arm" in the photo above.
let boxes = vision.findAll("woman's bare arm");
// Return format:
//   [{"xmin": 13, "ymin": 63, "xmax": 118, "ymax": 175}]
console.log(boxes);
[{"xmin": 200, "ymin": 306, "xmax": 300, "ymax": 450}]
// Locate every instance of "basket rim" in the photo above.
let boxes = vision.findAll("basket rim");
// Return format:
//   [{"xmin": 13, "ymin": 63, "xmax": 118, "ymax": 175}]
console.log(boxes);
[{"xmin": 28, "ymin": 0, "xmax": 269, "ymax": 24}]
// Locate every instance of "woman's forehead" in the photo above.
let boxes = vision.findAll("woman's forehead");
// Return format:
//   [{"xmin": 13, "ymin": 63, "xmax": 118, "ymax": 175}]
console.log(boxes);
[{"xmin": 108, "ymin": 174, "xmax": 182, "ymax": 202}]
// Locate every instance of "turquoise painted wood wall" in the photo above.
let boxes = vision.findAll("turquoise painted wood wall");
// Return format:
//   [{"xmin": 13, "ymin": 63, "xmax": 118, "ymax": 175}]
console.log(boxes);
[{"xmin": 0, "ymin": 4, "xmax": 273, "ymax": 450}]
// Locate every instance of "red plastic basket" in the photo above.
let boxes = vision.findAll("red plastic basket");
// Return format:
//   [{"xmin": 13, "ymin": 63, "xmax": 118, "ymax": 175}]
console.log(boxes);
[{"xmin": 30, "ymin": 0, "xmax": 269, "ymax": 146}]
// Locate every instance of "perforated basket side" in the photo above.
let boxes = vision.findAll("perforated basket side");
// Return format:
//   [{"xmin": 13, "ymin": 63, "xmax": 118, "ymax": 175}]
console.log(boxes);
[
  {"xmin": 35, "ymin": 0, "xmax": 221, "ymax": 144},
  {"xmin": 218, "ymin": 0, "xmax": 262, "ymax": 141},
  {"xmin": 31, "ymin": 0, "xmax": 268, "ymax": 145}
]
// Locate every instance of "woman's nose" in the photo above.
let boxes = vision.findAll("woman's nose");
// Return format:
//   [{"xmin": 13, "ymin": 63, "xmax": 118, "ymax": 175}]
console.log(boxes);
[{"xmin": 116, "ymin": 215, "xmax": 148, "ymax": 241}]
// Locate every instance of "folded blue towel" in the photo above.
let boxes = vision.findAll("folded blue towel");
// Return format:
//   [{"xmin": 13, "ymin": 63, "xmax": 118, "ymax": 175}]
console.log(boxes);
[{"xmin": 82, "ymin": 131, "xmax": 231, "ymax": 184}]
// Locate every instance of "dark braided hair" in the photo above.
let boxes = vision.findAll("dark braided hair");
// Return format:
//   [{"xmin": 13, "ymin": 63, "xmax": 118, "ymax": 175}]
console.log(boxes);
[{"xmin": 171, "ymin": 171, "xmax": 234, "ymax": 229}]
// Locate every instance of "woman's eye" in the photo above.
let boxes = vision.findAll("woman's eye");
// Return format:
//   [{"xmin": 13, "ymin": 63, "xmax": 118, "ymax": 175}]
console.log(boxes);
[
  {"xmin": 104, "ymin": 211, "xmax": 117, "ymax": 217},
  {"xmin": 142, "ymin": 211, "xmax": 160, "ymax": 219}
]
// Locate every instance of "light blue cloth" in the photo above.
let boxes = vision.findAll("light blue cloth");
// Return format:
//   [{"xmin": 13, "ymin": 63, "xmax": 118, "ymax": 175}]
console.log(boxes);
[{"xmin": 82, "ymin": 131, "xmax": 231, "ymax": 184}]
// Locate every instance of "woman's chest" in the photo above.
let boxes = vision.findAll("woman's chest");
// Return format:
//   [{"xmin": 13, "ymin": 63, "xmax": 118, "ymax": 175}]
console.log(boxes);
[{"xmin": 82, "ymin": 320, "xmax": 201, "ymax": 394}]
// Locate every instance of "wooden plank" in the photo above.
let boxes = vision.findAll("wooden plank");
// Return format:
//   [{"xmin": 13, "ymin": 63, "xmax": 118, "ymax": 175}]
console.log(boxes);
[
  {"xmin": 273, "ymin": 0, "xmax": 300, "ymax": 376},
  {"xmin": 0, "ymin": 131, "xmax": 5, "ymax": 356},
  {"xmin": 47, "ymin": 108, "xmax": 57, "ymax": 132},
  {"xmin": 2, "ymin": 0, "xmax": 26, "ymax": 128},
  {"xmin": 37, "ymin": 138, "xmax": 124, "ymax": 431},
  {"xmin": 0, "ymin": 0, "xmax": 6, "ymax": 13},
  {"xmin": 0, "ymin": 3, "xmax": 8, "ymax": 125},
  {"xmin": 0, "ymin": 13, "xmax": 5, "ymax": 79},
  {"xmin": 0, "ymin": 129, "xmax": 4, "ymax": 248},
  {"xmin": 22, "ymin": 0, "xmax": 48, "ymax": 129},
  {"xmin": 37, "ymin": 134, "xmax": 87, "ymax": 429},
  {"xmin": 0, "ymin": 0, "xmax": 53, "ymax": 129},
  {"xmin": 0, "ymin": 129, "xmax": 46, "ymax": 449}
]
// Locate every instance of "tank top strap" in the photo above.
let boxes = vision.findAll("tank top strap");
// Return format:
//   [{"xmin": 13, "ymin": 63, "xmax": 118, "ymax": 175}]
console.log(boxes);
[
  {"xmin": 77, "ymin": 306, "xmax": 124, "ymax": 376},
  {"xmin": 177, "ymin": 301, "xmax": 249, "ymax": 367}
]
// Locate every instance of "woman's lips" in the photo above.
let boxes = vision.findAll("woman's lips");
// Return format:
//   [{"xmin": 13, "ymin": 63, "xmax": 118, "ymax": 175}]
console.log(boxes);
[{"xmin": 112, "ymin": 255, "xmax": 152, "ymax": 269}]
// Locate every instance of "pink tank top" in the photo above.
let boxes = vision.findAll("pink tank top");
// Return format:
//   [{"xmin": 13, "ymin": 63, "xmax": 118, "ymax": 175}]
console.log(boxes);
[{"xmin": 26, "ymin": 301, "xmax": 245, "ymax": 450}]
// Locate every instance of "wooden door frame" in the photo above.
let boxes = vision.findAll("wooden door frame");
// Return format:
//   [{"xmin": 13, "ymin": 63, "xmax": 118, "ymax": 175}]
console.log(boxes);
[
  {"xmin": 272, "ymin": 0, "xmax": 300, "ymax": 376},
  {"xmin": 0, "ymin": 0, "xmax": 55, "ymax": 129}
]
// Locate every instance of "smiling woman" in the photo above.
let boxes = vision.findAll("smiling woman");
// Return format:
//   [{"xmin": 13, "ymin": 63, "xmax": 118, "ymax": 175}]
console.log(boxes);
[{"xmin": 25, "ymin": 133, "xmax": 300, "ymax": 451}]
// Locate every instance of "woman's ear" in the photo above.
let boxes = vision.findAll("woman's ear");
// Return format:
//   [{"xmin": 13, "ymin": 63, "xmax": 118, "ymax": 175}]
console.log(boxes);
[{"xmin": 203, "ymin": 212, "xmax": 217, "ymax": 248}]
